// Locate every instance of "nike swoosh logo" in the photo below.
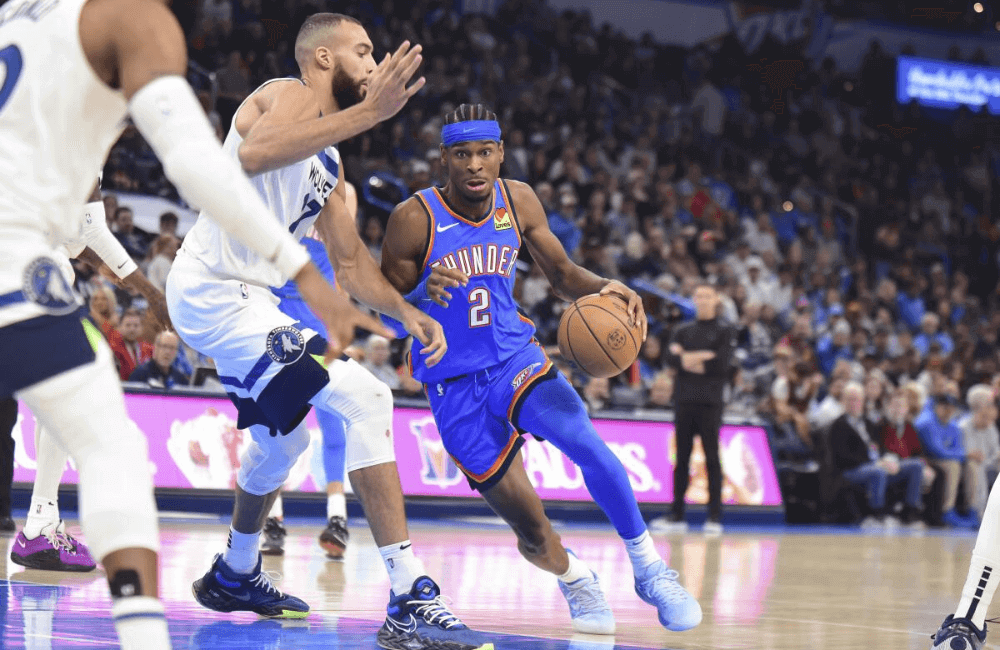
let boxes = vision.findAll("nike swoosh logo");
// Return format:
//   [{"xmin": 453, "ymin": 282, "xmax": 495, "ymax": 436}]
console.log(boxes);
[
  {"xmin": 386, "ymin": 613, "xmax": 417, "ymax": 634},
  {"xmin": 16, "ymin": 538, "xmax": 25, "ymax": 548},
  {"xmin": 117, "ymin": 261, "xmax": 127, "ymax": 269},
  {"xmin": 399, "ymin": 543, "xmax": 411, "ymax": 551},
  {"xmin": 436, "ymin": 223, "xmax": 459, "ymax": 233}
]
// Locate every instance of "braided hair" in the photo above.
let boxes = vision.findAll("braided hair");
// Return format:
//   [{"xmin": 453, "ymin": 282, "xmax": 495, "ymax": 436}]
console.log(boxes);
[{"xmin": 443, "ymin": 103, "xmax": 497, "ymax": 125}]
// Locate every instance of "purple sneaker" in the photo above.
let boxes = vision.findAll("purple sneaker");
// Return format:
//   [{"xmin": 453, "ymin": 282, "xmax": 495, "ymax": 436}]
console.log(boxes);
[{"xmin": 10, "ymin": 523, "xmax": 97, "ymax": 572}]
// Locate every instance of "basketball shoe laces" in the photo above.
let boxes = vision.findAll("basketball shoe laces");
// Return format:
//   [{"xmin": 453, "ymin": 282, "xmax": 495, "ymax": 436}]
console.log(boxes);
[
  {"xmin": 646, "ymin": 567, "xmax": 690, "ymax": 604},
  {"xmin": 250, "ymin": 570, "xmax": 286, "ymax": 598},
  {"xmin": 566, "ymin": 577, "xmax": 606, "ymax": 611},
  {"xmin": 408, "ymin": 595, "xmax": 463, "ymax": 629},
  {"xmin": 43, "ymin": 529, "xmax": 78, "ymax": 555}
]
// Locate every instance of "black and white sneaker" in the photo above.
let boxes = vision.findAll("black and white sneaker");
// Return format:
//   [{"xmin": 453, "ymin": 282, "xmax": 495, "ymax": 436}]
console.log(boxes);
[
  {"xmin": 931, "ymin": 615, "xmax": 987, "ymax": 650},
  {"xmin": 319, "ymin": 516, "xmax": 349, "ymax": 559},
  {"xmin": 260, "ymin": 517, "xmax": 286, "ymax": 556}
]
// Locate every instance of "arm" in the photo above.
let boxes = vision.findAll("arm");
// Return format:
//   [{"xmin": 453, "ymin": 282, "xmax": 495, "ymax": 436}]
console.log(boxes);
[
  {"xmin": 88, "ymin": 0, "xmax": 354, "ymax": 360},
  {"xmin": 315, "ymin": 190, "xmax": 447, "ymax": 366},
  {"xmin": 509, "ymin": 180, "xmax": 647, "ymax": 340},
  {"xmin": 236, "ymin": 42, "xmax": 425, "ymax": 176},
  {"xmin": 701, "ymin": 326, "xmax": 736, "ymax": 377}
]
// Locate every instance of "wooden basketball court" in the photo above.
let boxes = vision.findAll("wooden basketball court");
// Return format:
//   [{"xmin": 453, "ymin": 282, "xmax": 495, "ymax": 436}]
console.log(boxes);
[{"xmin": 0, "ymin": 515, "xmax": 985, "ymax": 649}]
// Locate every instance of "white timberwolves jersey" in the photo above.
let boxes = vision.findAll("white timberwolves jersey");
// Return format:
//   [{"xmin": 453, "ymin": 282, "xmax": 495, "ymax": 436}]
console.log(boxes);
[
  {"xmin": 179, "ymin": 78, "xmax": 341, "ymax": 289},
  {"xmin": 0, "ymin": 0, "xmax": 127, "ymax": 328},
  {"xmin": 0, "ymin": 0, "xmax": 126, "ymax": 247}
]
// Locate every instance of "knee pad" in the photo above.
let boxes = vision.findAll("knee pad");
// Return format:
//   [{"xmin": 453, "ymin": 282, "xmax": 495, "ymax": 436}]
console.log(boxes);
[
  {"xmin": 313, "ymin": 360, "xmax": 395, "ymax": 473},
  {"xmin": 236, "ymin": 422, "xmax": 311, "ymax": 495},
  {"xmin": 18, "ymin": 355, "xmax": 159, "ymax": 559}
]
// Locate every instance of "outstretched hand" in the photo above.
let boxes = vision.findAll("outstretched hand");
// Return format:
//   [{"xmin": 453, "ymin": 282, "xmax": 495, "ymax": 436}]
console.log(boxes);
[{"xmin": 364, "ymin": 41, "xmax": 426, "ymax": 124}]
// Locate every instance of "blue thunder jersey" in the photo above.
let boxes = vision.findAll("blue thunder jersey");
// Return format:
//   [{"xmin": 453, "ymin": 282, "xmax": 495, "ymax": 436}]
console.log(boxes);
[
  {"xmin": 271, "ymin": 237, "xmax": 334, "ymax": 301},
  {"xmin": 409, "ymin": 180, "xmax": 535, "ymax": 383}
]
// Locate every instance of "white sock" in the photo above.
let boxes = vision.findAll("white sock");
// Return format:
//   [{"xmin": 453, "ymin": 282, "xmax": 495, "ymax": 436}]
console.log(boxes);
[
  {"xmin": 111, "ymin": 597, "xmax": 170, "ymax": 650},
  {"xmin": 268, "ymin": 494, "xmax": 283, "ymax": 520},
  {"xmin": 327, "ymin": 493, "xmax": 346, "ymax": 520},
  {"xmin": 623, "ymin": 530, "xmax": 661, "ymax": 577},
  {"xmin": 378, "ymin": 540, "xmax": 426, "ymax": 595},
  {"xmin": 557, "ymin": 552, "xmax": 592, "ymax": 584},
  {"xmin": 223, "ymin": 527, "xmax": 260, "ymax": 575},
  {"xmin": 955, "ymin": 476, "xmax": 1000, "ymax": 628},
  {"xmin": 23, "ymin": 497, "xmax": 59, "ymax": 539}
]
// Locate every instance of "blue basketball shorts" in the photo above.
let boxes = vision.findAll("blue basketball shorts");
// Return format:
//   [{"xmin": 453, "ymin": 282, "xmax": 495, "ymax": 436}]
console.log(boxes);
[
  {"xmin": 425, "ymin": 342, "xmax": 556, "ymax": 491},
  {"xmin": 0, "ymin": 313, "xmax": 99, "ymax": 399}
]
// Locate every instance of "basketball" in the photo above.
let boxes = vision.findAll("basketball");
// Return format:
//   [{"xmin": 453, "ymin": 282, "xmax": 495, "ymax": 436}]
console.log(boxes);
[{"xmin": 557, "ymin": 293, "xmax": 642, "ymax": 378}]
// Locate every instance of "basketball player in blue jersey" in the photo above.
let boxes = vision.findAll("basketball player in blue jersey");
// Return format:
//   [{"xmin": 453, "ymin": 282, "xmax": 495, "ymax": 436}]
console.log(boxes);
[{"xmin": 381, "ymin": 104, "xmax": 703, "ymax": 636}]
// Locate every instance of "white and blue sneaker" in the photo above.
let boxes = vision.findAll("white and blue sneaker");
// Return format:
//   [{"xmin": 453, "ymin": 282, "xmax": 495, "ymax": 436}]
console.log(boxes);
[
  {"xmin": 377, "ymin": 576, "xmax": 494, "ymax": 650},
  {"xmin": 634, "ymin": 560, "xmax": 702, "ymax": 631},
  {"xmin": 558, "ymin": 551, "xmax": 615, "ymax": 635},
  {"xmin": 930, "ymin": 615, "xmax": 986, "ymax": 649},
  {"xmin": 192, "ymin": 553, "xmax": 309, "ymax": 619}
]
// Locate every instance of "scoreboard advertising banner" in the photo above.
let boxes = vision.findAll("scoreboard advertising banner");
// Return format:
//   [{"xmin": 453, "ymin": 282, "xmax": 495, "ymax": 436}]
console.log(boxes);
[{"xmin": 12, "ymin": 394, "xmax": 781, "ymax": 507}]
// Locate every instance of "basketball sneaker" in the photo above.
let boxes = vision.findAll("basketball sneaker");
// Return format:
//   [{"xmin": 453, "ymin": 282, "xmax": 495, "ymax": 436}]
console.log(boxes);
[
  {"xmin": 260, "ymin": 517, "xmax": 286, "ymax": 556},
  {"xmin": 10, "ymin": 521, "xmax": 96, "ymax": 572},
  {"xmin": 377, "ymin": 576, "xmax": 494, "ymax": 650},
  {"xmin": 648, "ymin": 515, "xmax": 688, "ymax": 535},
  {"xmin": 930, "ymin": 615, "xmax": 986, "ymax": 649},
  {"xmin": 192, "ymin": 553, "xmax": 309, "ymax": 619},
  {"xmin": 557, "ymin": 553, "xmax": 615, "ymax": 635},
  {"xmin": 318, "ymin": 516, "xmax": 349, "ymax": 559},
  {"xmin": 634, "ymin": 560, "xmax": 702, "ymax": 631}
]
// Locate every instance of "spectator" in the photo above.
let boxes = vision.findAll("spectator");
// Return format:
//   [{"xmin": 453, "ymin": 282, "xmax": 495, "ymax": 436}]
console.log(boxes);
[
  {"xmin": 913, "ymin": 313, "xmax": 955, "ymax": 358},
  {"xmin": 881, "ymin": 391, "xmax": 935, "ymax": 496},
  {"xmin": 810, "ymin": 368, "xmax": 848, "ymax": 432},
  {"xmin": 129, "ymin": 331, "xmax": 189, "ymax": 388},
  {"xmin": 111, "ymin": 308, "xmax": 153, "ymax": 381},
  {"xmin": 361, "ymin": 335, "xmax": 402, "ymax": 390},
  {"xmin": 830, "ymin": 382, "xmax": 924, "ymax": 526},
  {"xmin": 816, "ymin": 320, "xmax": 853, "ymax": 377},
  {"xmin": 582, "ymin": 376, "xmax": 610, "ymax": 414},
  {"xmin": 146, "ymin": 235, "xmax": 180, "ymax": 294},
  {"xmin": 113, "ymin": 206, "xmax": 152, "ymax": 259},
  {"xmin": 646, "ymin": 372, "xmax": 674, "ymax": 409},
  {"xmin": 960, "ymin": 385, "xmax": 1000, "ymax": 519},
  {"xmin": 637, "ymin": 335, "xmax": 664, "ymax": 387},
  {"xmin": 742, "ymin": 257, "xmax": 776, "ymax": 307},
  {"xmin": 158, "ymin": 212, "xmax": 180, "ymax": 237},
  {"xmin": 548, "ymin": 192, "xmax": 582, "ymax": 258},
  {"xmin": 771, "ymin": 355, "xmax": 822, "ymax": 460},
  {"xmin": 915, "ymin": 394, "xmax": 977, "ymax": 528},
  {"xmin": 88, "ymin": 285, "xmax": 121, "ymax": 346}
]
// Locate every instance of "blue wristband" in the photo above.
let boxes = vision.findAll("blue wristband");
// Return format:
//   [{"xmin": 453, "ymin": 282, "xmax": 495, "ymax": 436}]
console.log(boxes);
[{"xmin": 404, "ymin": 277, "xmax": 429, "ymax": 305}]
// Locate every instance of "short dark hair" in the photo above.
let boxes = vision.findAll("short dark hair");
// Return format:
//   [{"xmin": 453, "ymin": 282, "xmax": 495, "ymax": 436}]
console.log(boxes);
[
  {"xmin": 114, "ymin": 206, "xmax": 132, "ymax": 218},
  {"xmin": 443, "ymin": 103, "xmax": 497, "ymax": 125},
  {"xmin": 295, "ymin": 13, "xmax": 363, "ymax": 71},
  {"xmin": 121, "ymin": 307, "xmax": 143, "ymax": 322},
  {"xmin": 159, "ymin": 212, "xmax": 179, "ymax": 226}
]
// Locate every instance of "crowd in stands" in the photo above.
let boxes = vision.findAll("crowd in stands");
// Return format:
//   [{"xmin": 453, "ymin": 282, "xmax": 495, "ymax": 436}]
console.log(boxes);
[{"xmin": 87, "ymin": 0, "xmax": 1000, "ymax": 526}]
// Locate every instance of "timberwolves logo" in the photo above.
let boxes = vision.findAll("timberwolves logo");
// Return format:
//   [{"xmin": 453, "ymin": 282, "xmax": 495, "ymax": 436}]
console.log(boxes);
[
  {"xmin": 409, "ymin": 416, "xmax": 463, "ymax": 488},
  {"xmin": 607, "ymin": 329, "xmax": 626, "ymax": 351},
  {"xmin": 265, "ymin": 326, "xmax": 305, "ymax": 364},
  {"xmin": 22, "ymin": 257, "xmax": 77, "ymax": 314}
]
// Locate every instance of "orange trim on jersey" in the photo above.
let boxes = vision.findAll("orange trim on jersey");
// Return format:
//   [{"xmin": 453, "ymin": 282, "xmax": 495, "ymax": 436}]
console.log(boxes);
[
  {"xmin": 497, "ymin": 180, "xmax": 522, "ymax": 247},
  {"xmin": 453, "ymin": 431, "xmax": 521, "ymax": 483},
  {"xmin": 416, "ymin": 193, "xmax": 437, "ymax": 271},
  {"xmin": 431, "ymin": 187, "xmax": 496, "ymax": 227},
  {"xmin": 518, "ymin": 313, "xmax": 536, "ymax": 329},
  {"xmin": 506, "ymin": 358, "xmax": 554, "ymax": 421}
]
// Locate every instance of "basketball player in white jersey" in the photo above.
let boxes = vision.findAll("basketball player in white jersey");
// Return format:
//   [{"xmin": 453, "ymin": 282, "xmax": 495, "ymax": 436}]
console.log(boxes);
[
  {"xmin": 0, "ymin": 0, "xmax": 368, "ymax": 647},
  {"xmin": 930, "ymin": 474, "xmax": 1000, "ymax": 648},
  {"xmin": 11, "ymin": 176, "xmax": 172, "ymax": 574},
  {"xmin": 169, "ymin": 14, "xmax": 491, "ymax": 649}
]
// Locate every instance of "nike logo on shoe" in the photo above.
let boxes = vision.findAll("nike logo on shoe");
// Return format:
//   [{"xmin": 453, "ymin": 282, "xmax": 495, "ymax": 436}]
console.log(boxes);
[
  {"xmin": 385, "ymin": 613, "xmax": 418, "ymax": 634},
  {"xmin": 436, "ymin": 223, "xmax": 459, "ymax": 233},
  {"xmin": 16, "ymin": 538, "xmax": 25, "ymax": 548},
  {"xmin": 214, "ymin": 572, "xmax": 243, "ymax": 590}
]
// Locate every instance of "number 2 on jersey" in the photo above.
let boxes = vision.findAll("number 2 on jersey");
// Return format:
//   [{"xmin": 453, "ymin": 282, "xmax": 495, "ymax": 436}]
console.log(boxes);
[
  {"xmin": 469, "ymin": 288, "xmax": 491, "ymax": 328},
  {"xmin": 0, "ymin": 45, "xmax": 24, "ymax": 113}
]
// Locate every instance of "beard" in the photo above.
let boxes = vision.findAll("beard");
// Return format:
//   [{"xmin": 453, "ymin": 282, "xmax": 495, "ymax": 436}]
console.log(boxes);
[{"xmin": 331, "ymin": 67, "xmax": 364, "ymax": 109}]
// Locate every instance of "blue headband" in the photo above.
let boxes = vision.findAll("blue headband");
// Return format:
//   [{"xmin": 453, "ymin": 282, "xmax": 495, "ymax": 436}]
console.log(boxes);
[{"xmin": 441, "ymin": 120, "xmax": 502, "ymax": 147}]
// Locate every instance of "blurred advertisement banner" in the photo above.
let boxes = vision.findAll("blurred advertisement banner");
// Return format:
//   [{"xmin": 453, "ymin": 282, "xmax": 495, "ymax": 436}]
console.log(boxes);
[
  {"xmin": 897, "ymin": 55, "xmax": 1000, "ymax": 114},
  {"xmin": 12, "ymin": 394, "xmax": 781, "ymax": 507}
]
